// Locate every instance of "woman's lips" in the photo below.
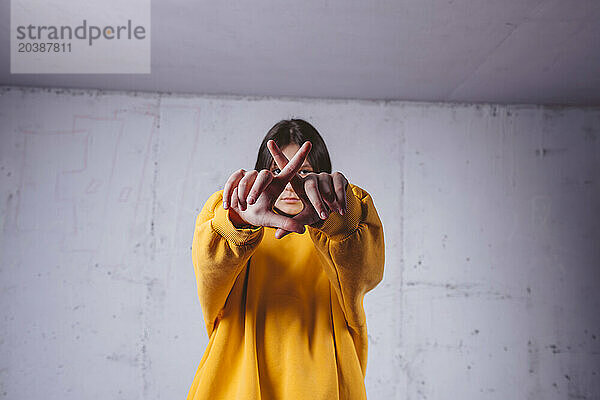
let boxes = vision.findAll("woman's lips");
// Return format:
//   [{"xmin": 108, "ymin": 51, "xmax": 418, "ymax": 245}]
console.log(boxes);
[{"xmin": 281, "ymin": 197, "xmax": 300, "ymax": 203}]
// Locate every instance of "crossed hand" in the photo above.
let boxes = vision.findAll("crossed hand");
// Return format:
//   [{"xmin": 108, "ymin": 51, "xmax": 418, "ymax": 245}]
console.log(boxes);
[{"xmin": 222, "ymin": 140, "xmax": 349, "ymax": 239}]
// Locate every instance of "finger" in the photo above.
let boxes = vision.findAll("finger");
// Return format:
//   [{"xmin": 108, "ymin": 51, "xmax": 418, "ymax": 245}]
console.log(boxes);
[
  {"xmin": 223, "ymin": 169, "xmax": 245, "ymax": 209},
  {"xmin": 317, "ymin": 173, "xmax": 337, "ymax": 213},
  {"xmin": 289, "ymin": 174, "xmax": 307, "ymax": 200},
  {"xmin": 247, "ymin": 170, "xmax": 273, "ymax": 205},
  {"xmin": 275, "ymin": 214, "xmax": 305, "ymax": 238},
  {"xmin": 332, "ymin": 172, "xmax": 347, "ymax": 215},
  {"xmin": 264, "ymin": 211, "xmax": 305, "ymax": 235},
  {"xmin": 268, "ymin": 141, "xmax": 306, "ymax": 193},
  {"xmin": 305, "ymin": 177, "xmax": 329, "ymax": 220},
  {"xmin": 231, "ymin": 186, "xmax": 241, "ymax": 212},
  {"xmin": 275, "ymin": 228, "xmax": 292, "ymax": 240},
  {"xmin": 295, "ymin": 200, "xmax": 322, "ymax": 227},
  {"xmin": 238, "ymin": 170, "xmax": 258, "ymax": 211},
  {"xmin": 276, "ymin": 205, "xmax": 319, "ymax": 238},
  {"xmin": 268, "ymin": 140, "xmax": 312, "ymax": 184},
  {"xmin": 266, "ymin": 140, "xmax": 288, "ymax": 171}
]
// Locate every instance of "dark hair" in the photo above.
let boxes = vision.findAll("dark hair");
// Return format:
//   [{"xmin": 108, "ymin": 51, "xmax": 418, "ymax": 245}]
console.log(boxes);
[{"xmin": 254, "ymin": 119, "xmax": 332, "ymax": 173}]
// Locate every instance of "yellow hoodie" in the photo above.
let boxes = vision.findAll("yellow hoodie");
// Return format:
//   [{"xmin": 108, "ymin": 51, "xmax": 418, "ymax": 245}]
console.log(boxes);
[{"xmin": 187, "ymin": 183, "xmax": 385, "ymax": 400}]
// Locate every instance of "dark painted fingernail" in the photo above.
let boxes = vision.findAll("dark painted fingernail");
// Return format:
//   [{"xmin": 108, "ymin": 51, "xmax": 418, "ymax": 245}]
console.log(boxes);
[
  {"xmin": 320, "ymin": 211, "xmax": 328, "ymax": 219},
  {"xmin": 248, "ymin": 196, "xmax": 255, "ymax": 204}
]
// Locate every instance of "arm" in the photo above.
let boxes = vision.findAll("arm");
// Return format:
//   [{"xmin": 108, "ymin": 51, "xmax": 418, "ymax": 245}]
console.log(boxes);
[
  {"xmin": 191, "ymin": 190, "xmax": 264, "ymax": 337},
  {"xmin": 306, "ymin": 183, "xmax": 385, "ymax": 330}
]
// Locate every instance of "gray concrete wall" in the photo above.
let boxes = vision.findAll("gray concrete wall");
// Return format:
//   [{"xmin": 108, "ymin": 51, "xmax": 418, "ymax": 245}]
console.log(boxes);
[{"xmin": 0, "ymin": 86, "xmax": 598, "ymax": 399}]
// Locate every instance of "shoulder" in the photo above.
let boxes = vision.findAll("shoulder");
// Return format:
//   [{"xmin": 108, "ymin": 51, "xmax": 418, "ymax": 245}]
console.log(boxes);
[
  {"xmin": 206, "ymin": 189, "xmax": 224, "ymax": 206},
  {"xmin": 196, "ymin": 189, "xmax": 225, "ymax": 225},
  {"xmin": 347, "ymin": 182, "xmax": 374, "ymax": 203}
]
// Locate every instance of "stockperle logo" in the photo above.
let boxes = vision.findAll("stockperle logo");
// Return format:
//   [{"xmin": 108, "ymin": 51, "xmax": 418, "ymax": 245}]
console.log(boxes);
[{"xmin": 11, "ymin": 0, "xmax": 150, "ymax": 73}]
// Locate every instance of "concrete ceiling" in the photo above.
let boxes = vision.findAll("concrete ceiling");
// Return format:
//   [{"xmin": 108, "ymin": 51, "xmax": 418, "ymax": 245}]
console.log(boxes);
[{"xmin": 2, "ymin": 0, "xmax": 599, "ymax": 105}]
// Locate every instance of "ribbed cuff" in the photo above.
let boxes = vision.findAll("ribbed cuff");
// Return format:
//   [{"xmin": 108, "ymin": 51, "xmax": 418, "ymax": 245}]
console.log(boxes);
[
  {"xmin": 307, "ymin": 183, "xmax": 362, "ymax": 241},
  {"xmin": 210, "ymin": 203, "xmax": 264, "ymax": 246}
]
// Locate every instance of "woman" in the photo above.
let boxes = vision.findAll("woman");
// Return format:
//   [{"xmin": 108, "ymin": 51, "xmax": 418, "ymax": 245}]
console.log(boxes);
[{"xmin": 187, "ymin": 119, "xmax": 385, "ymax": 399}]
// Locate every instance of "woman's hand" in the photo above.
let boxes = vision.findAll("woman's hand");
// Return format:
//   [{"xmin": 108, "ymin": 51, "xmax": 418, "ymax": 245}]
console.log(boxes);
[
  {"xmin": 267, "ymin": 141, "xmax": 349, "ymax": 239},
  {"xmin": 221, "ymin": 141, "xmax": 313, "ymax": 235}
]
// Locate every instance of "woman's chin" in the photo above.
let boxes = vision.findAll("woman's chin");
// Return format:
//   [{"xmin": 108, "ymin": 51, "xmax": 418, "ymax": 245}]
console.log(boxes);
[{"xmin": 274, "ymin": 204, "xmax": 302, "ymax": 217}]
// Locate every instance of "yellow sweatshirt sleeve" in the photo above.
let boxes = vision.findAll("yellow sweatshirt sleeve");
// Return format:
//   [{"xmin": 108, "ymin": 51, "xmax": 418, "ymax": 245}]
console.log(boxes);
[
  {"xmin": 306, "ymin": 183, "xmax": 385, "ymax": 330},
  {"xmin": 191, "ymin": 189, "xmax": 264, "ymax": 337}
]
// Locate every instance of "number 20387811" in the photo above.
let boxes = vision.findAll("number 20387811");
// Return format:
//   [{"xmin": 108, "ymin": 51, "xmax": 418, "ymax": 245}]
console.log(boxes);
[{"xmin": 18, "ymin": 42, "xmax": 72, "ymax": 52}]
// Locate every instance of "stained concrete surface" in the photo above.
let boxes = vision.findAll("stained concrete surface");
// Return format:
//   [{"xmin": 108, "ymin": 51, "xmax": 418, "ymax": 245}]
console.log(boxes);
[{"xmin": 0, "ymin": 85, "xmax": 598, "ymax": 399}]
